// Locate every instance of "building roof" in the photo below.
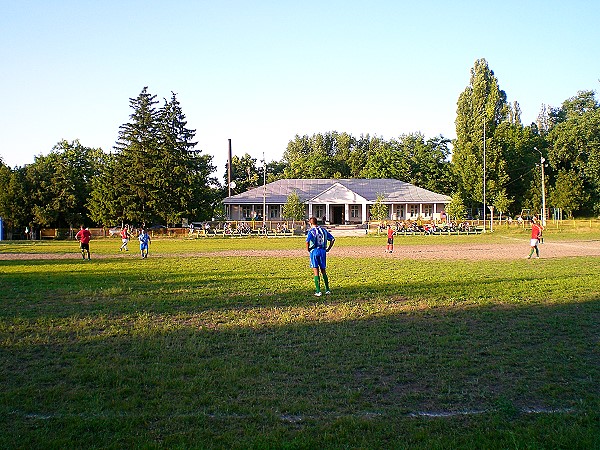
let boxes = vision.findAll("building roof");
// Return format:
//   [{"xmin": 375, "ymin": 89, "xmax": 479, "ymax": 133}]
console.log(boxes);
[{"xmin": 223, "ymin": 179, "xmax": 451, "ymax": 204}]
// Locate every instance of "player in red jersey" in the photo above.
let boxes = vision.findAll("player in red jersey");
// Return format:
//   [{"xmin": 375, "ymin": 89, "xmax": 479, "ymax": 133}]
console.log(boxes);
[
  {"xmin": 527, "ymin": 218, "xmax": 543, "ymax": 259},
  {"xmin": 75, "ymin": 225, "xmax": 92, "ymax": 260},
  {"xmin": 386, "ymin": 224, "xmax": 394, "ymax": 253}
]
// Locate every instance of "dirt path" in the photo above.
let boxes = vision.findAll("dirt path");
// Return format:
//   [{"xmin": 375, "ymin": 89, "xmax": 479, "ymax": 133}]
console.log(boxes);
[{"xmin": 2, "ymin": 238, "xmax": 600, "ymax": 261}]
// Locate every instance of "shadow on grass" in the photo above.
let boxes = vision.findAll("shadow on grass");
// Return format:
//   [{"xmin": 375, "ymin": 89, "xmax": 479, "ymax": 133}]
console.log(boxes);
[{"xmin": 1, "ymin": 299, "xmax": 598, "ymax": 447}]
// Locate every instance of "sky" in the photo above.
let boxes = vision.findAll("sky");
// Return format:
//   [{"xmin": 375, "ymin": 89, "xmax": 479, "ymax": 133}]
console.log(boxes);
[{"xmin": 1, "ymin": 0, "xmax": 599, "ymax": 180}]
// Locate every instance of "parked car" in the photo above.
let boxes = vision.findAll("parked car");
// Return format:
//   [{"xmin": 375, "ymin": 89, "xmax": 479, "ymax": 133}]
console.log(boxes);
[{"xmin": 108, "ymin": 226, "xmax": 121, "ymax": 237}]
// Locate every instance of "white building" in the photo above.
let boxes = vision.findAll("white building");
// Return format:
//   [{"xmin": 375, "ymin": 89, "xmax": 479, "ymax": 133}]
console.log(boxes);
[{"xmin": 223, "ymin": 178, "xmax": 451, "ymax": 224}]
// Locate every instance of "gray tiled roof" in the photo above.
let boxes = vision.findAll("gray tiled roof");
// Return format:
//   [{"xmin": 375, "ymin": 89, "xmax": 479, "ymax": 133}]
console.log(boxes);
[{"xmin": 223, "ymin": 179, "xmax": 451, "ymax": 204}]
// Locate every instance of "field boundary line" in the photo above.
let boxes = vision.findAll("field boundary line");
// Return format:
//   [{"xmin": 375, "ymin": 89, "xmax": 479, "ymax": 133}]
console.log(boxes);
[{"xmin": 10, "ymin": 406, "xmax": 578, "ymax": 422}]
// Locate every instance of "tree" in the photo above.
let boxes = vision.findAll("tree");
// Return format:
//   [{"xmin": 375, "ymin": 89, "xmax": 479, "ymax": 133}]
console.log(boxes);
[
  {"xmin": 369, "ymin": 194, "xmax": 389, "ymax": 221},
  {"xmin": 359, "ymin": 140, "xmax": 408, "ymax": 180},
  {"xmin": 547, "ymin": 91, "xmax": 600, "ymax": 214},
  {"xmin": 282, "ymin": 191, "xmax": 305, "ymax": 227},
  {"xmin": 453, "ymin": 58, "xmax": 511, "ymax": 209},
  {"xmin": 155, "ymin": 92, "xmax": 216, "ymax": 225},
  {"xmin": 549, "ymin": 169, "xmax": 588, "ymax": 218},
  {"xmin": 445, "ymin": 193, "xmax": 467, "ymax": 222},
  {"xmin": 492, "ymin": 189, "xmax": 513, "ymax": 223},
  {"xmin": 113, "ymin": 86, "xmax": 160, "ymax": 225},
  {"xmin": 25, "ymin": 140, "xmax": 100, "ymax": 229},
  {"xmin": 0, "ymin": 162, "xmax": 30, "ymax": 236},
  {"xmin": 87, "ymin": 152, "xmax": 123, "ymax": 226},
  {"xmin": 95, "ymin": 87, "xmax": 217, "ymax": 226},
  {"xmin": 226, "ymin": 153, "xmax": 261, "ymax": 194}
]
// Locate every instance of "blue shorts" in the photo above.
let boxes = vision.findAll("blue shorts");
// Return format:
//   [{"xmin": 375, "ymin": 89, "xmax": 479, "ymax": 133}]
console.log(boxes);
[
  {"xmin": 309, "ymin": 248, "xmax": 327, "ymax": 269},
  {"xmin": 140, "ymin": 243, "xmax": 149, "ymax": 251}
]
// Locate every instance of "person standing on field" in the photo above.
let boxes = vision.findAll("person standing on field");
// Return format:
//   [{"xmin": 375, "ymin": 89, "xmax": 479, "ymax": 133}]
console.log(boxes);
[
  {"xmin": 75, "ymin": 225, "xmax": 92, "ymax": 260},
  {"xmin": 119, "ymin": 225, "xmax": 130, "ymax": 252},
  {"xmin": 527, "ymin": 218, "xmax": 543, "ymax": 259},
  {"xmin": 305, "ymin": 216, "xmax": 335, "ymax": 297},
  {"xmin": 386, "ymin": 224, "xmax": 394, "ymax": 253},
  {"xmin": 138, "ymin": 228, "xmax": 151, "ymax": 258}
]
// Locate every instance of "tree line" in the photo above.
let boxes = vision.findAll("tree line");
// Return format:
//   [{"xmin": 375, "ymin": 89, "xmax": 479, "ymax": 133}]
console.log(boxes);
[
  {"xmin": 1, "ymin": 59, "xmax": 599, "ymax": 236},
  {"xmin": 228, "ymin": 59, "xmax": 600, "ymax": 220}
]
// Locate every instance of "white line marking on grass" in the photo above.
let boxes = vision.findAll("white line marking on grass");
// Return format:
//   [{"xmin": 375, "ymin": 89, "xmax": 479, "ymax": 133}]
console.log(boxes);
[{"xmin": 12, "ymin": 407, "xmax": 578, "ymax": 421}]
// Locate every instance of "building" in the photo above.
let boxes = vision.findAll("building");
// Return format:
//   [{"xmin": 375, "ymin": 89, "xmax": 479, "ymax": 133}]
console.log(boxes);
[{"xmin": 223, "ymin": 179, "xmax": 451, "ymax": 224}]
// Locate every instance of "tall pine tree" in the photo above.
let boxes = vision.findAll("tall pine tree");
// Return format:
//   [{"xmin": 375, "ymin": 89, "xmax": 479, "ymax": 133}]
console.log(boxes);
[{"xmin": 92, "ymin": 87, "xmax": 217, "ymax": 226}]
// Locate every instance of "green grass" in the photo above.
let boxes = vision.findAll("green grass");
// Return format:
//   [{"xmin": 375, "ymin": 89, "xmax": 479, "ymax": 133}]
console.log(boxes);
[{"xmin": 0, "ymin": 234, "xmax": 598, "ymax": 449}]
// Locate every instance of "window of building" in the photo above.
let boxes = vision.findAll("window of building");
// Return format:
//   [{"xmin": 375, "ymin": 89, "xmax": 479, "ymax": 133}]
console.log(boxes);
[
  {"xmin": 422, "ymin": 204, "xmax": 433, "ymax": 217},
  {"xmin": 314, "ymin": 205, "xmax": 325, "ymax": 219},
  {"xmin": 409, "ymin": 204, "xmax": 419, "ymax": 217},
  {"xmin": 350, "ymin": 205, "xmax": 360, "ymax": 218},
  {"xmin": 269, "ymin": 205, "xmax": 280, "ymax": 219},
  {"xmin": 394, "ymin": 205, "xmax": 405, "ymax": 220},
  {"xmin": 242, "ymin": 206, "xmax": 252, "ymax": 219}
]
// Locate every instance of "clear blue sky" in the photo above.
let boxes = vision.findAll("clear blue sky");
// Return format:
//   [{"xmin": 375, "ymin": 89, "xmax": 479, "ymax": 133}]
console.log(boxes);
[{"xmin": 1, "ymin": 0, "xmax": 599, "ymax": 179}]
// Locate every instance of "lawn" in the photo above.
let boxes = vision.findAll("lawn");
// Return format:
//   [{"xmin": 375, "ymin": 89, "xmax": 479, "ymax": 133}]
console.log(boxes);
[{"xmin": 0, "ymin": 231, "xmax": 598, "ymax": 449}]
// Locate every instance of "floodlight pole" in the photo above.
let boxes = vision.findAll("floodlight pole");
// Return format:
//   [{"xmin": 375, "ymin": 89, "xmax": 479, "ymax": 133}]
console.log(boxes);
[{"xmin": 534, "ymin": 147, "xmax": 547, "ymax": 227}]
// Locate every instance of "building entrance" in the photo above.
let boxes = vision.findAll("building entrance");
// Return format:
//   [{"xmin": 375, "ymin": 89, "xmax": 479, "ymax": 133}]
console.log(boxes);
[{"xmin": 331, "ymin": 205, "xmax": 344, "ymax": 224}]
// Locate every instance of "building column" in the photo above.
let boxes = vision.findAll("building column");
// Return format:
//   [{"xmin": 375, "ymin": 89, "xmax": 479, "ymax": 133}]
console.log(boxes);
[
  {"xmin": 362, "ymin": 203, "xmax": 367, "ymax": 223},
  {"xmin": 345, "ymin": 204, "xmax": 349, "ymax": 224},
  {"xmin": 325, "ymin": 203, "xmax": 330, "ymax": 223},
  {"xmin": 405, "ymin": 203, "xmax": 409, "ymax": 220},
  {"xmin": 390, "ymin": 203, "xmax": 395, "ymax": 220},
  {"xmin": 308, "ymin": 203, "xmax": 313, "ymax": 218}
]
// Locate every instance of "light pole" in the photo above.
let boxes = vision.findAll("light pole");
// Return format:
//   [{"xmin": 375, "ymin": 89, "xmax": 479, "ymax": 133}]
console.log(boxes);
[
  {"xmin": 482, "ymin": 122, "xmax": 486, "ymax": 232},
  {"xmin": 534, "ymin": 147, "xmax": 546, "ymax": 226},
  {"xmin": 262, "ymin": 153, "xmax": 266, "ymax": 227}
]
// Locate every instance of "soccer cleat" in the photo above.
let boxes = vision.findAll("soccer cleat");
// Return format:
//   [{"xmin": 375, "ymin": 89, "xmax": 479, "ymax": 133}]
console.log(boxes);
[
  {"xmin": 325, "ymin": 290, "xmax": 331, "ymax": 295},
  {"xmin": 314, "ymin": 292, "xmax": 322, "ymax": 297}
]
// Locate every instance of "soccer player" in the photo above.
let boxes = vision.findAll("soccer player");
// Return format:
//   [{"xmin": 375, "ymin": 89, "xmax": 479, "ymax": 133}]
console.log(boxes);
[
  {"xmin": 305, "ymin": 216, "xmax": 335, "ymax": 296},
  {"xmin": 138, "ymin": 228, "xmax": 151, "ymax": 258},
  {"xmin": 119, "ymin": 225, "xmax": 130, "ymax": 251},
  {"xmin": 75, "ymin": 225, "xmax": 92, "ymax": 260},
  {"xmin": 527, "ymin": 218, "xmax": 543, "ymax": 259},
  {"xmin": 386, "ymin": 224, "xmax": 394, "ymax": 253}
]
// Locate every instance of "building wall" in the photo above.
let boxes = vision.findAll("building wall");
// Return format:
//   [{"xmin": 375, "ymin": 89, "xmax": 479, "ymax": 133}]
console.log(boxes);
[{"xmin": 227, "ymin": 202, "xmax": 447, "ymax": 223}]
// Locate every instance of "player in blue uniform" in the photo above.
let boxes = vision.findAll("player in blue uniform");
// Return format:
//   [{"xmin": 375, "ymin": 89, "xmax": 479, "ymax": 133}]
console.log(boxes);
[
  {"xmin": 138, "ymin": 228, "xmax": 151, "ymax": 258},
  {"xmin": 305, "ymin": 216, "xmax": 335, "ymax": 296}
]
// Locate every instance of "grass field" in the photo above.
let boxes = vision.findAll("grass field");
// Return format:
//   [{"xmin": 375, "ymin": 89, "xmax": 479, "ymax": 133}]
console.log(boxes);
[{"xmin": 1, "ymin": 229, "xmax": 599, "ymax": 449}]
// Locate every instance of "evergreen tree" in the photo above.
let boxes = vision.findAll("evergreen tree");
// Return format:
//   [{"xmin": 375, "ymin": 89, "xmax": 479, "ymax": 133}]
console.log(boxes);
[
  {"xmin": 156, "ymin": 92, "xmax": 215, "ymax": 225},
  {"xmin": 102, "ymin": 87, "xmax": 217, "ymax": 226},
  {"xmin": 113, "ymin": 87, "xmax": 160, "ymax": 225}
]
